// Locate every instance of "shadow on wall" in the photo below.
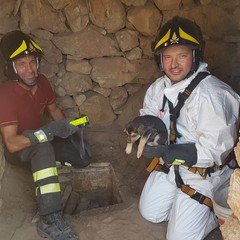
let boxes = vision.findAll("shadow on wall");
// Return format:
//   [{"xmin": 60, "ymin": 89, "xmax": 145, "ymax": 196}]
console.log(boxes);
[{"xmin": 117, "ymin": 83, "xmax": 150, "ymax": 128}]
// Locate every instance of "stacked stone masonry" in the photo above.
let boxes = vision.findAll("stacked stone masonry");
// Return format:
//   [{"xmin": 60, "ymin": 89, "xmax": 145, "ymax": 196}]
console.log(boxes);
[
  {"xmin": 0, "ymin": 0, "xmax": 240, "ymax": 219},
  {"xmin": 220, "ymin": 140, "xmax": 240, "ymax": 239},
  {"xmin": 0, "ymin": 0, "xmax": 239, "ymax": 126}
]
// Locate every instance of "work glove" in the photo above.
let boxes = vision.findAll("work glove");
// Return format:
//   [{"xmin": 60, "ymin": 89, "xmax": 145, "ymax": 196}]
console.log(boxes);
[
  {"xmin": 142, "ymin": 143, "xmax": 197, "ymax": 167},
  {"xmin": 23, "ymin": 118, "xmax": 79, "ymax": 145}
]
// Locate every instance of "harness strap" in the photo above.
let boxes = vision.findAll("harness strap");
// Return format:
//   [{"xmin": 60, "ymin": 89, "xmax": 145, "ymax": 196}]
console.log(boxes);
[
  {"xmin": 146, "ymin": 158, "xmax": 213, "ymax": 210},
  {"xmin": 181, "ymin": 185, "xmax": 213, "ymax": 210},
  {"xmin": 168, "ymin": 101, "xmax": 179, "ymax": 143},
  {"xmin": 174, "ymin": 165, "xmax": 213, "ymax": 211},
  {"xmin": 146, "ymin": 157, "xmax": 160, "ymax": 172},
  {"xmin": 146, "ymin": 157, "xmax": 170, "ymax": 174},
  {"xmin": 188, "ymin": 166, "xmax": 214, "ymax": 179},
  {"xmin": 220, "ymin": 146, "xmax": 239, "ymax": 169},
  {"xmin": 147, "ymin": 158, "xmax": 216, "ymax": 179},
  {"xmin": 161, "ymin": 72, "xmax": 210, "ymax": 143}
]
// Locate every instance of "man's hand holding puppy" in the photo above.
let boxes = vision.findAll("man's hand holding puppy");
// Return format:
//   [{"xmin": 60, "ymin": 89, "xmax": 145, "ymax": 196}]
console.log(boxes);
[{"xmin": 142, "ymin": 143, "xmax": 197, "ymax": 167}]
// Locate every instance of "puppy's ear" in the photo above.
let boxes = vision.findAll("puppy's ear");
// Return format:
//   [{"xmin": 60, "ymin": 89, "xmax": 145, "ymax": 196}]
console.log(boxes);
[
  {"xmin": 137, "ymin": 124, "xmax": 146, "ymax": 135},
  {"xmin": 124, "ymin": 123, "xmax": 134, "ymax": 134}
]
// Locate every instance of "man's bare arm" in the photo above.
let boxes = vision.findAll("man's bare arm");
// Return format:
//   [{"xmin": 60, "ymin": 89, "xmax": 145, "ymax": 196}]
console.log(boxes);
[
  {"xmin": 0, "ymin": 125, "xmax": 32, "ymax": 153},
  {"xmin": 47, "ymin": 102, "xmax": 65, "ymax": 121}
]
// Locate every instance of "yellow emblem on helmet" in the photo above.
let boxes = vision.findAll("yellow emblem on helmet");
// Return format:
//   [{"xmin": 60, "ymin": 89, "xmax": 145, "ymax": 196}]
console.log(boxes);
[
  {"xmin": 170, "ymin": 32, "xmax": 179, "ymax": 44},
  {"xmin": 29, "ymin": 42, "xmax": 36, "ymax": 53}
]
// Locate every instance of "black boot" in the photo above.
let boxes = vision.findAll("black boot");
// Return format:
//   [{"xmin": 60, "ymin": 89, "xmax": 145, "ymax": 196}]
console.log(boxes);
[{"xmin": 37, "ymin": 212, "xmax": 79, "ymax": 240}]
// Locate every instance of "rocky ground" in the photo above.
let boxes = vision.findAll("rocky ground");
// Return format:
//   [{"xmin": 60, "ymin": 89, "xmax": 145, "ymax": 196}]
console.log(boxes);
[{"xmin": 0, "ymin": 123, "xmax": 222, "ymax": 240}]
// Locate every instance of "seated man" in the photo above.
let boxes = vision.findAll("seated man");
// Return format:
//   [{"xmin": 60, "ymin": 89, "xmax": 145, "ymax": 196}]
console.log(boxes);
[{"xmin": 0, "ymin": 30, "xmax": 90, "ymax": 240}]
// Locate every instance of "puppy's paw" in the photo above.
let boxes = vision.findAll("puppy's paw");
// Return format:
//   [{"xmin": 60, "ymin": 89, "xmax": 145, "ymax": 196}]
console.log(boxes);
[
  {"xmin": 137, "ymin": 149, "xmax": 142, "ymax": 159},
  {"xmin": 125, "ymin": 143, "xmax": 133, "ymax": 154}
]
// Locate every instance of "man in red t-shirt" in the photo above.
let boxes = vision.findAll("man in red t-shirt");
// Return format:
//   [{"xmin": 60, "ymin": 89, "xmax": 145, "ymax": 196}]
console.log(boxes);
[{"xmin": 0, "ymin": 30, "xmax": 89, "ymax": 240}]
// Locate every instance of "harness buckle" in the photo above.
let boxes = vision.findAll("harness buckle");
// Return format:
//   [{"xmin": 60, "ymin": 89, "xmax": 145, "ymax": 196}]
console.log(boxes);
[{"xmin": 191, "ymin": 192, "xmax": 204, "ymax": 203}]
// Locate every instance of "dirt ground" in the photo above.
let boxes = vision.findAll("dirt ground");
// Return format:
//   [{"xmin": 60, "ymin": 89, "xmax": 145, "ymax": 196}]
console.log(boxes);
[{"xmin": 0, "ymin": 123, "xmax": 223, "ymax": 240}]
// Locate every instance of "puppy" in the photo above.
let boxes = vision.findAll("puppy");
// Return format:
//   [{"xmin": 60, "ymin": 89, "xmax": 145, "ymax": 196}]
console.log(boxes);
[{"xmin": 124, "ymin": 115, "xmax": 168, "ymax": 158}]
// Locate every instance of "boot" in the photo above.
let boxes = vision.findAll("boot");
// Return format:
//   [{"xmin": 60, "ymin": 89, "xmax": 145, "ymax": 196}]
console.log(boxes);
[{"xmin": 37, "ymin": 212, "xmax": 79, "ymax": 240}]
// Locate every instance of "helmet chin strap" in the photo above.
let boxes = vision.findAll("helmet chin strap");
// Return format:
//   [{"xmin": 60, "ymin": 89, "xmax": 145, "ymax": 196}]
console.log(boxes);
[
  {"xmin": 19, "ymin": 78, "xmax": 38, "ymax": 87},
  {"xmin": 12, "ymin": 60, "xmax": 38, "ymax": 87},
  {"xmin": 184, "ymin": 49, "xmax": 200, "ymax": 79}
]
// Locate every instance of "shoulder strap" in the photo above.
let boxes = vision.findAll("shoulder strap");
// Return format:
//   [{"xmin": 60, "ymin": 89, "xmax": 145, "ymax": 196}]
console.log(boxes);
[
  {"xmin": 173, "ymin": 71, "xmax": 210, "ymax": 118},
  {"xmin": 169, "ymin": 71, "xmax": 210, "ymax": 143}
]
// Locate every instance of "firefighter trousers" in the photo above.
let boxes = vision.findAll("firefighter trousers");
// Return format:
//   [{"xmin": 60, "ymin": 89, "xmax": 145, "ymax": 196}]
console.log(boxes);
[{"xmin": 17, "ymin": 142, "xmax": 62, "ymax": 216}]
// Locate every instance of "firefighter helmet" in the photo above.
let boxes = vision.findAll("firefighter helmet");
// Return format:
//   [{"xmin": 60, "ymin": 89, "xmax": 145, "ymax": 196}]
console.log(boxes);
[
  {"xmin": 0, "ymin": 30, "xmax": 43, "ymax": 85},
  {"xmin": 153, "ymin": 16, "xmax": 205, "ymax": 72},
  {"xmin": 0, "ymin": 30, "xmax": 43, "ymax": 63}
]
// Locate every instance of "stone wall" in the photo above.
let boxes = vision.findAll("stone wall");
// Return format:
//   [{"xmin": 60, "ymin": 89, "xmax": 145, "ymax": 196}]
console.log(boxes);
[
  {"xmin": 220, "ymin": 139, "xmax": 240, "ymax": 239},
  {"xmin": 0, "ymin": 0, "xmax": 240, "ymax": 126}
]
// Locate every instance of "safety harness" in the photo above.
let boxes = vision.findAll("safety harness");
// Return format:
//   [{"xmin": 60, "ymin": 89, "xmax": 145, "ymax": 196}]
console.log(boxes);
[
  {"xmin": 147, "ymin": 72, "xmax": 215, "ymax": 210},
  {"xmin": 147, "ymin": 157, "xmax": 214, "ymax": 210},
  {"xmin": 162, "ymin": 71, "xmax": 210, "ymax": 143}
]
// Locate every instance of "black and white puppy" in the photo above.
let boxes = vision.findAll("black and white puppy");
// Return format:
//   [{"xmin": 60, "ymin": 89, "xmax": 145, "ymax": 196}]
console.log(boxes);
[{"xmin": 124, "ymin": 115, "xmax": 168, "ymax": 158}]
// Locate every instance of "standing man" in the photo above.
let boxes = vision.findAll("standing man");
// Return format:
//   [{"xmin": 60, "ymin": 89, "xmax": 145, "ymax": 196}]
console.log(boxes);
[
  {"xmin": 0, "ymin": 30, "xmax": 90, "ymax": 240},
  {"xmin": 138, "ymin": 16, "xmax": 240, "ymax": 239}
]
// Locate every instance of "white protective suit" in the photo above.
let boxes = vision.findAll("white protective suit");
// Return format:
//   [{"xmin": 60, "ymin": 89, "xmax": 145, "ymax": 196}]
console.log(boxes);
[{"xmin": 139, "ymin": 62, "xmax": 240, "ymax": 240}]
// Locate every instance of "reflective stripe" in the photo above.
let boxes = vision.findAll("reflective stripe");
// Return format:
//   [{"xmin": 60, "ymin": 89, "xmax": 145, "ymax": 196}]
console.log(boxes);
[
  {"xmin": 30, "ymin": 39, "xmax": 42, "ymax": 51},
  {"xmin": 154, "ymin": 29, "xmax": 171, "ymax": 50},
  {"xmin": 179, "ymin": 27, "xmax": 199, "ymax": 45},
  {"xmin": 56, "ymin": 161, "xmax": 62, "ymax": 167},
  {"xmin": 64, "ymin": 162, "xmax": 72, "ymax": 167},
  {"xmin": 36, "ymin": 183, "xmax": 61, "ymax": 196},
  {"xmin": 154, "ymin": 26, "xmax": 199, "ymax": 51},
  {"xmin": 33, "ymin": 129, "xmax": 48, "ymax": 143},
  {"xmin": 172, "ymin": 159, "xmax": 185, "ymax": 165},
  {"xmin": 33, "ymin": 167, "xmax": 58, "ymax": 182},
  {"xmin": 10, "ymin": 40, "xmax": 27, "ymax": 59}
]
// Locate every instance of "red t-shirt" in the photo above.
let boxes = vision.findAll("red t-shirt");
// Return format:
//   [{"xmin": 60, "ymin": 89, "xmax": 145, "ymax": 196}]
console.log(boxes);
[{"xmin": 0, "ymin": 74, "xmax": 56, "ymax": 134}]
